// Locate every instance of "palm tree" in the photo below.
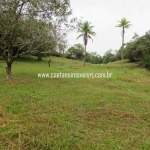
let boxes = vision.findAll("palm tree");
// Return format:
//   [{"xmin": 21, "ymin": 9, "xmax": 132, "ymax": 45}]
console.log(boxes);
[
  {"xmin": 77, "ymin": 21, "xmax": 96, "ymax": 66},
  {"xmin": 116, "ymin": 18, "xmax": 132, "ymax": 68}
]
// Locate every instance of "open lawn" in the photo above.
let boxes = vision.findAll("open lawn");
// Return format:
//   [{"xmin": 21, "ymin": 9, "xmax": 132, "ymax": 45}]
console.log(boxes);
[{"xmin": 0, "ymin": 56, "xmax": 150, "ymax": 150}]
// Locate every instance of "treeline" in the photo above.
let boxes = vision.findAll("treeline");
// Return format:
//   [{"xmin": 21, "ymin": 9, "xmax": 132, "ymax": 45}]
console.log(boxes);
[
  {"xmin": 125, "ymin": 31, "xmax": 150, "ymax": 70},
  {"xmin": 65, "ymin": 44, "xmax": 103, "ymax": 64},
  {"xmin": 71, "ymin": 31, "xmax": 150, "ymax": 70},
  {"xmin": 112, "ymin": 31, "xmax": 150, "ymax": 70},
  {"xmin": 65, "ymin": 44, "xmax": 121, "ymax": 64}
]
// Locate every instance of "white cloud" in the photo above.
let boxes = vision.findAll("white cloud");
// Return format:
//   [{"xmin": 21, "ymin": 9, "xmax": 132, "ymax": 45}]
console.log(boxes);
[{"xmin": 67, "ymin": 0, "xmax": 150, "ymax": 56}]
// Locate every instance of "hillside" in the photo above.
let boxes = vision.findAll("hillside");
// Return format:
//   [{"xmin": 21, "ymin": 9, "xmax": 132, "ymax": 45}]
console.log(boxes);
[{"xmin": 0, "ymin": 57, "xmax": 150, "ymax": 149}]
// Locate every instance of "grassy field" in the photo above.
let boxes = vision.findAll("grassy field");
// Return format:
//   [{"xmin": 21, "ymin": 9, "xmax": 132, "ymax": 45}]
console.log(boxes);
[{"xmin": 0, "ymin": 56, "xmax": 150, "ymax": 150}]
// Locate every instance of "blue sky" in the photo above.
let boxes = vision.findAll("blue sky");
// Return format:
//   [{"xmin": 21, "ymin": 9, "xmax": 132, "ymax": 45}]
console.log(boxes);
[{"xmin": 67, "ymin": 0, "xmax": 150, "ymax": 56}]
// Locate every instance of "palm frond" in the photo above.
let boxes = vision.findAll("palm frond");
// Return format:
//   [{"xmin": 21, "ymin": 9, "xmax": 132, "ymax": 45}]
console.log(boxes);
[
  {"xmin": 76, "ymin": 21, "xmax": 96, "ymax": 44},
  {"xmin": 76, "ymin": 34, "xmax": 84, "ymax": 40},
  {"xmin": 124, "ymin": 23, "xmax": 132, "ymax": 28},
  {"xmin": 116, "ymin": 18, "xmax": 132, "ymax": 28},
  {"xmin": 88, "ymin": 31, "xmax": 96, "ymax": 36},
  {"xmin": 88, "ymin": 35, "xmax": 93, "ymax": 42},
  {"xmin": 115, "ymin": 24, "xmax": 122, "ymax": 27},
  {"xmin": 77, "ymin": 29, "xmax": 85, "ymax": 33}
]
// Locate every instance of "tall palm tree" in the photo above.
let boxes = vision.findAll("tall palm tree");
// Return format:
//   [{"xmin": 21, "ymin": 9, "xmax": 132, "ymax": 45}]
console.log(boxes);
[
  {"xmin": 77, "ymin": 21, "xmax": 96, "ymax": 66},
  {"xmin": 116, "ymin": 18, "xmax": 132, "ymax": 68}
]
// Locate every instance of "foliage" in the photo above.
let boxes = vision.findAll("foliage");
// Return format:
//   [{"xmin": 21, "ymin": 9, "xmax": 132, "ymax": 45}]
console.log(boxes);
[
  {"xmin": 116, "ymin": 18, "xmax": 132, "ymax": 29},
  {"xmin": 65, "ymin": 44, "xmax": 84, "ymax": 60},
  {"xmin": 103, "ymin": 49, "xmax": 115, "ymax": 64},
  {"xmin": 65, "ymin": 44, "xmax": 103, "ymax": 64},
  {"xmin": 86, "ymin": 52, "xmax": 103, "ymax": 64},
  {"xmin": 124, "ymin": 30, "xmax": 150, "ymax": 70},
  {"xmin": 142, "ymin": 55, "xmax": 150, "ymax": 71},
  {"xmin": 77, "ymin": 21, "xmax": 96, "ymax": 44},
  {"xmin": 113, "ymin": 49, "xmax": 122, "ymax": 61}
]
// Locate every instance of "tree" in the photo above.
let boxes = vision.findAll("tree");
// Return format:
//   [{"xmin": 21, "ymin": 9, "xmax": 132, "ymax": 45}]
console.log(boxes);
[
  {"xmin": 0, "ymin": 0, "xmax": 72, "ymax": 79},
  {"xmin": 124, "ymin": 30, "xmax": 150, "ymax": 70},
  {"xmin": 103, "ymin": 49, "xmax": 115, "ymax": 63},
  {"xmin": 28, "ymin": 20, "xmax": 54, "ymax": 61},
  {"xmin": 76, "ymin": 21, "xmax": 96, "ymax": 66},
  {"xmin": 116, "ymin": 18, "xmax": 132, "ymax": 68},
  {"xmin": 83, "ymin": 52, "xmax": 103, "ymax": 64},
  {"xmin": 65, "ymin": 43, "xmax": 84, "ymax": 60}
]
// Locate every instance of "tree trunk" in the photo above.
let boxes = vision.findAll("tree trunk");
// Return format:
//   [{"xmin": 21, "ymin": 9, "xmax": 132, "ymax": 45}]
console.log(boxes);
[
  {"xmin": 121, "ymin": 26, "xmax": 125, "ymax": 68},
  {"xmin": 6, "ymin": 50, "xmax": 13, "ymax": 79},
  {"xmin": 84, "ymin": 33, "xmax": 88, "ymax": 66},
  {"xmin": 62, "ymin": 49, "xmax": 64, "ymax": 58},
  {"xmin": 84, "ymin": 45, "xmax": 86, "ymax": 66},
  {"xmin": 6, "ymin": 62, "xmax": 12, "ymax": 79},
  {"xmin": 38, "ymin": 52, "xmax": 42, "ymax": 61},
  {"xmin": 48, "ymin": 59, "xmax": 51, "ymax": 67}
]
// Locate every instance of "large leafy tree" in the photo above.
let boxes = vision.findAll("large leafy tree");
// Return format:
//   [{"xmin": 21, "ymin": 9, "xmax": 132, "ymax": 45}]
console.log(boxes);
[
  {"xmin": 76, "ymin": 21, "xmax": 96, "ymax": 66},
  {"xmin": 116, "ymin": 18, "xmax": 132, "ymax": 68},
  {"xmin": 66, "ymin": 43, "xmax": 84, "ymax": 60},
  {"xmin": 0, "ymin": 0, "xmax": 72, "ymax": 79},
  {"xmin": 125, "ymin": 31, "xmax": 150, "ymax": 70}
]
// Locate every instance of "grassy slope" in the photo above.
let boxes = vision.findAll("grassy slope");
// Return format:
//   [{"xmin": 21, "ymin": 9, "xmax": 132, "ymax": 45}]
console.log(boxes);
[{"xmin": 0, "ymin": 56, "xmax": 150, "ymax": 150}]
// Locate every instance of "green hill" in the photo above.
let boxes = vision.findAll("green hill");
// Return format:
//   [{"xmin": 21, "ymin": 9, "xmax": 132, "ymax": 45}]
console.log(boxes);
[{"xmin": 0, "ymin": 57, "xmax": 150, "ymax": 149}]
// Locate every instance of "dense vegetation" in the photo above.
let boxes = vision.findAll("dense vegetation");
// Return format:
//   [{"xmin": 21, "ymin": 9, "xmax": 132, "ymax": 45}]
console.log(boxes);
[
  {"xmin": 65, "ymin": 30, "xmax": 150, "ymax": 68},
  {"xmin": 125, "ymin": 31, "xmax": 150, "ymax": 70},
  {"xmin": 65, "ymin": 43, "xmax": 103, "ymax": 64},
  {"xmin": 95, "ymin": 31, "xmax": 150, "ymax": 69}
]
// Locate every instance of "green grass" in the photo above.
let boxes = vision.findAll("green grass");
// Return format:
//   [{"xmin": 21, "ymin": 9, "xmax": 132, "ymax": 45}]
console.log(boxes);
[{"xmin": 0, "ymin": 56, "xmax": 150, "ymax": 150}]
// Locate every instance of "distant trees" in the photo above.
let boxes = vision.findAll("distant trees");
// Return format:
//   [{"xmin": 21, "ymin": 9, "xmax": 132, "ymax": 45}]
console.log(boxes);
[
  {"xmin": 0, "ymin": 0, "xmax": 72, "ymax": 79},
  {"xmin": 124, "ymin": 30, "xmax": 150, "ymax": 70},
  {"xmin": 102, "ymin": 30, "xmax": 150, "ymax": 71},
  {"xmin": 116, "ymin": 18, "xmax": 132, "ymax": 68},
  {"xmin": 86, "ymin": 52, "xmax": 103, "ymax": 64},
  {"xmin": 76, "ymin": 21, "xmax": 96, "ymax": 66},
  {"xmin": 103, "ymin": 49, "xmax": 116, "ymax": 63},
  {"xmin": 65, "ymin": 44, "xmax": 103, "ymax": 64},
  {"xmin": 65, "ymin": 44, "xmax": 84, "ymax": 60}
]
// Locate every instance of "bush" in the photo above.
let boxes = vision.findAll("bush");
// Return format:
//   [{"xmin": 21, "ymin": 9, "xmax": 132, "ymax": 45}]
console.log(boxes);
[
  {"xmin": 142, "ymin": 55, "xmax": 150, "ymax": 71},
  {"xmin": 124, "ymin": 30, "xmax": 150, "ymax": 70}
]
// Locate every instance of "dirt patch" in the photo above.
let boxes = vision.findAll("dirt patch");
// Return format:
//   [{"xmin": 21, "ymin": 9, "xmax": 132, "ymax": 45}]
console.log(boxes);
[
  {"xmin": 75, "ymin": 108, "xmax": 145, "ymax": 128},
  {"xmin": 136, "ymin": 80, "xmax": 150, "ymax": 84},
  {"xmin": 128, "ymin": 74, "xmax": 150, "ymax": 84},
  {"xmin": 7, "ymin": 78, "xmax": 23, "ymax": 84},
  {"xmin": 0, "ymin": 110, "xmax": 4, "ymax": 118},
  {"xmin": 0, "ymin": 111, "xmax": 8, "ymax": 128},
  {"xmin": 139, "ymin": 103, "xmax": 150, "ymax": 108},
  {"xmin": 5, "ymin": 78, "xmax": 35, "ymax": 85}
]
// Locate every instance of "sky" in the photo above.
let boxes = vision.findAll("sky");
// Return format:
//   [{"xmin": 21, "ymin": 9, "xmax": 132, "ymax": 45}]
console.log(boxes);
[{"xmin": 67, "ymin": 0, "xmax": 150, "ymax": 56}]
